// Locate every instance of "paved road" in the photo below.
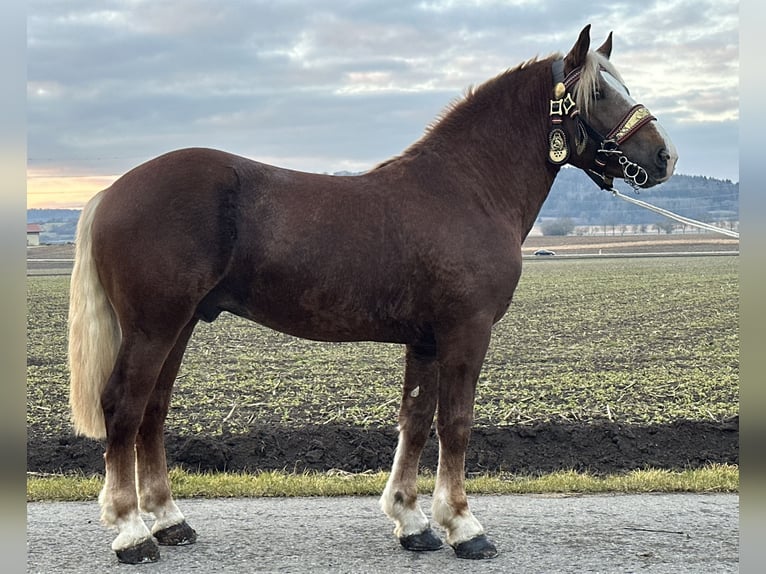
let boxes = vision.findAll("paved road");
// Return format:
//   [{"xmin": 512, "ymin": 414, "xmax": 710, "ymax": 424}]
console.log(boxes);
[{"xmin": 28, "ymin": 493, "xmax": 737, "ymax": 573}]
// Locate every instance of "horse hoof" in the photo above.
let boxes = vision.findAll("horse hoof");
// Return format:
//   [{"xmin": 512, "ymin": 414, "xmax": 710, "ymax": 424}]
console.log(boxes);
[
  {"xmin": 154, "ymin": 520, "xmax": 198, "ymax": 546},
  {"xmin": 115, "ymin": 538, "xmax": 160, "ymax": 564},
  {"xmin": 452, "ymin": 534, "xmax": 498, "ymax": 560},
  {"xmin": 399, "ymin": 527, "xmax": 443, "ymax": 551}
]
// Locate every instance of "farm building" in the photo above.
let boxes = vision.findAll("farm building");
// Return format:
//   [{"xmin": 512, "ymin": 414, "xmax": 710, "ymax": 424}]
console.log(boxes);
[{"xmin": 27, "ymin": 224, "xmax": 42, "ymax": 246}]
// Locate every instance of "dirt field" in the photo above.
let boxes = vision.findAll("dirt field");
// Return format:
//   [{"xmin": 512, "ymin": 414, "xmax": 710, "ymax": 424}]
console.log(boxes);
[
  {"xmin": 27, "ymin": 417, "xmax": 738, "ymax": 476},
  {"xmin": 26, "ymin": 233, "xmax": 739, "ymax": 477}
]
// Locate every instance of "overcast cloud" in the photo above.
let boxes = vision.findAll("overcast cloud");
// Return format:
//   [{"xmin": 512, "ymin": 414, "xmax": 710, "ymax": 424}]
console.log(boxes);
[{"xmin": 27, "ymin": 0, "xmax": 738, "ymax": 207}]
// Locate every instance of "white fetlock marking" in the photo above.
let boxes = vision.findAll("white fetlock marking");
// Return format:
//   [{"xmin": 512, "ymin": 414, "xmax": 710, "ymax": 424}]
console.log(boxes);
[
  {"xmin": 100, "ymin": 471, "xmax": 154, "ymax": 551},
  {"xmin": 136, "ymin": 465, "xmax": 186, "ymax": 533},
  {"xmin": 446, "ymin": 511, "xmax": 484, "ymax": 546},
  {"xmin": 432, "ymin": 488, "xmax": 484, "ymax": 546},
  {"xmin": 380, "ymin": 481, "xmax": 430, "ymax": 537},
  {"xmin": 110, "ymin": 510, "xmax": 153, "ymax": 552},
  {"xmin": 150, "ymin": 499, "xmax": 186, "ymax": 534},
  {"xmin": 380, "ymin": 444, "xmax": 429, "ymax": 539}
]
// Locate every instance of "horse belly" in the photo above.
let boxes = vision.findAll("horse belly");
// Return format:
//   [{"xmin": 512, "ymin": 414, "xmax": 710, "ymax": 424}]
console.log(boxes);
[{"xmin": 208, "ymin": 261, "xmax": 423, "ymax": 344}]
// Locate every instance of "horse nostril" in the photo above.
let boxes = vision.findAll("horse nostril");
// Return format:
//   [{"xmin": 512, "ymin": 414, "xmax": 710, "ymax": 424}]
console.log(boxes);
[{"xmin": 655, "ymin": 148, "xmax": 670, "ymax": 170}]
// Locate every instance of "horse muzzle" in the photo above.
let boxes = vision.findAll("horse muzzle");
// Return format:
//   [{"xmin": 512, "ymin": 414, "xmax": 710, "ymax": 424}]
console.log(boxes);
[
  {"xmin": 652, "ymin": 124, "xmax": 678, "ymax": 184},
  {"xmin": 625, "ymin": 138, "xmax": 678, "ymax": 189}
]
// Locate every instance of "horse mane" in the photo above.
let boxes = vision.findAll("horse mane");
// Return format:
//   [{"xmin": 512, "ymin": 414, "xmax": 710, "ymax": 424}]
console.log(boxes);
[
  {"xmin": 373, "ymin": 54, "xmax": 553, "ymax": 170},
  {"xmin": 372, "ymin": 48, "xmax": 621, "ymax": 171},
  {"xmin": 572, "ymin": 50, "xmax": 625, "ymax": 116},
  {"xmin": 427, "ymin": 54, "xmax": 546, "ymax": 132}
]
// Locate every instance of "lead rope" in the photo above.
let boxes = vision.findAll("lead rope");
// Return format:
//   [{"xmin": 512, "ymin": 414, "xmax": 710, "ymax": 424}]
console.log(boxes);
[{"xmin": 606, "ymin": 186, "xmax": 740, "ymax": 239}]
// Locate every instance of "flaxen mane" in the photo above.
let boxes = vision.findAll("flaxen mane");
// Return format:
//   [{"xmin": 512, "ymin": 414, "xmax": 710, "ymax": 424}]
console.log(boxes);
[
  {"xmin": 374, "ymin": 54, "xmax": 555, "ymax": 170},
  {"xmin": 375, "ymin": 49, "xmax": 623, "ymax": 172},
  {"xmin": 572, "ymin": 51, "xmax": 625, "ymax": 115}
]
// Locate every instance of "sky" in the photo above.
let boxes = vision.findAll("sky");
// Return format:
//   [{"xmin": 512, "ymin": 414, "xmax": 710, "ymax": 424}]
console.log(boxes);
[{"xmin": 27, "ymin": 0, "xmax": 739, "ymax": 209}]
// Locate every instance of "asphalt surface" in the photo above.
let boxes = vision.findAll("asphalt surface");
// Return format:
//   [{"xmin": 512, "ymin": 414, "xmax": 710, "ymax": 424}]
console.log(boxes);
[{"xmin": 27, "ymin": 493, "xmax": 738, "ymax": 573}]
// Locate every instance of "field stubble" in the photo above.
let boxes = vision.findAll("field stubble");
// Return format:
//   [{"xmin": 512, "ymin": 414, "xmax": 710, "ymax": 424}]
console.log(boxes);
[{"xmin": 27, "ymin": 250, "xmax": 738, "ymax": 476}]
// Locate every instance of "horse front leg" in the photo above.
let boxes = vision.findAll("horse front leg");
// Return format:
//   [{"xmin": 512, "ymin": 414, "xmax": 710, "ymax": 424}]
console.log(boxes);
[
  {"xmin": 432, "ymin": 320, "xmax": 498, "ymax": 560},
  {"xmin": 135, "ymin": 320, "xmax": 198, "ymax": 548},
  {"xmin": 380, "ymin": 344, "xmax": 442, "ymax": 551}
]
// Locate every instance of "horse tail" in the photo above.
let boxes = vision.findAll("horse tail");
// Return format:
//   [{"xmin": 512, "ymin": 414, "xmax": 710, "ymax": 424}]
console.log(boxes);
[{"xmin": 68, "ymin": 190, "xmax": 121, "ymax": 439}]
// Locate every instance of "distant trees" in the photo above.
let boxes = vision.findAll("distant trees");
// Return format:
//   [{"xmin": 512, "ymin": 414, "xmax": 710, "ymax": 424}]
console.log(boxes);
[
  {"xmin": 655, "ymin": 220, "xmax": 675, "ymax": 234},
  {"xmin": 541, "ymin": 218, "xmax": 575, "ymax": 236}
]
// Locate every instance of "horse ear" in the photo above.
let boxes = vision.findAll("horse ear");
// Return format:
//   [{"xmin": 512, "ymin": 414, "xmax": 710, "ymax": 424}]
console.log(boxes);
[
  {"xmin": 596, "ymin": 32, "xmax": 613, "ymax": 59},
  {"xmin": 565, "ymin": 24, "xmax": 591, "ymax": 71}
]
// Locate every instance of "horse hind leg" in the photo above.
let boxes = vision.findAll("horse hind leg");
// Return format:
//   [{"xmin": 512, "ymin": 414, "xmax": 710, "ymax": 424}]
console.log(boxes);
[
  {"xmin": 135, "ymin": 319, "xmax": 198, "ymax": 547},
  {"xmin": 380, "ymin": 344, "xmax": 442, "ymax": 551},
  {"xmin": 99, "ymin": 328, "xmax": 189, "ymax": 564}
]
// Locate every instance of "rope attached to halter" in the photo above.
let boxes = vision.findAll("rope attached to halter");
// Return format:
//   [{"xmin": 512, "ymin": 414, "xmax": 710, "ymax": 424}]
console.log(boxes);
[{"xmin": 606, "ymin": 187, "xmax": 740, "ymax": 238}]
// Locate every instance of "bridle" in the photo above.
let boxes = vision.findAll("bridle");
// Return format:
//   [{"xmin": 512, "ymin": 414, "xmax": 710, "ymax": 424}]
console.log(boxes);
[{"xmin": 547, "ymin": 58, "xmax": 656, "ymax": 191}]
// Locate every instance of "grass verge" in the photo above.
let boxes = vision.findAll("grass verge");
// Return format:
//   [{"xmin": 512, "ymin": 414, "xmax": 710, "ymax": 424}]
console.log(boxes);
[{"xmin": 27, "ymin": 464, "xmax": 738, "ymax": 502}]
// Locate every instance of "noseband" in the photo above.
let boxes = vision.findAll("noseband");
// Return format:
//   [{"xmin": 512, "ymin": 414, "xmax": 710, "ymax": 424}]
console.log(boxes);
[{"xmin": 548, "ymin": 59, "xmax": 656, "ymax": 191}]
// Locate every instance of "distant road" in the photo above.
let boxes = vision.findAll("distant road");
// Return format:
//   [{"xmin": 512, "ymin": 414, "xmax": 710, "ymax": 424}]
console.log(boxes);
[
  {"xmin": 523, "ymin": 250, "xmax": 738, "ymax": 260},
  {"xmin": 26, "ymin": 250, "xmax": 739, "ymax": 276},
  {"xmin": 26, "ymin": 259, "xmax": 74, "ymax": 276}
]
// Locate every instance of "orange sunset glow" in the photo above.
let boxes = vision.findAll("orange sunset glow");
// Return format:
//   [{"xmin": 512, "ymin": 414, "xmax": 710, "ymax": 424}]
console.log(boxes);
[{"xmin": 27, "ymin": 172, "xmax": 118, "ymax": 209}]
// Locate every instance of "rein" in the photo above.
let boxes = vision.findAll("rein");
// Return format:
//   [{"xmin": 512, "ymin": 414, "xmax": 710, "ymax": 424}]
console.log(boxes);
[{"xmin": 548, "ymin": 59, "xmax": 655, "ymax": 191}]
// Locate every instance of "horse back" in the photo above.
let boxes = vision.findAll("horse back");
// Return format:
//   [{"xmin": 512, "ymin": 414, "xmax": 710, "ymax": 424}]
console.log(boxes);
[
  {"xmin": 225, "ymin": 156, "xmax": 522, "ymax": 342},
  {"xmin": 91, "ymin": 147, "xmax": 521, "ymax": 344}
]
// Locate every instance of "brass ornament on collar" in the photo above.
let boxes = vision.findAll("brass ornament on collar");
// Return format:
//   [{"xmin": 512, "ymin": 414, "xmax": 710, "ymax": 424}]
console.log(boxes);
[
  {"xmin": 549, "ymin": 93, "xmax": 576, "ymax": 117},
  {"xmin": 548, "ymin": 128, "xmax": 570, "ymax": 165}
]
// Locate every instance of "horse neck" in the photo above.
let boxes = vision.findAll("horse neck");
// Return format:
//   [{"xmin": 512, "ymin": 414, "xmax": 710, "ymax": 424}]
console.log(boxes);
[{"xmin": 402, "ymin": 58, "xmax": 559, "ymax": 235}]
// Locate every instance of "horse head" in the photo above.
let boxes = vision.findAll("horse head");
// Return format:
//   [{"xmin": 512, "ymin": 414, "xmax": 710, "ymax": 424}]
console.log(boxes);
[{"xmin": 551, "ymin": 25, "xmax": 678, "ymax": 190}]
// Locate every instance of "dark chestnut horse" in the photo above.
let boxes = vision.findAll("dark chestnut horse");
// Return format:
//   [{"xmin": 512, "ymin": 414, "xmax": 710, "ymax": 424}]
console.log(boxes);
[{"xmin": 68, "ymin": 25, "xmax": 676, "ymax": 564}]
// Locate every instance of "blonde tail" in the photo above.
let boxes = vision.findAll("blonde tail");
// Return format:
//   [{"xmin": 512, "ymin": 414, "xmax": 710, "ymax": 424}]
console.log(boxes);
[{"xmin": 68, "ymin": 190, "xmax": 121, "ymax": 439}]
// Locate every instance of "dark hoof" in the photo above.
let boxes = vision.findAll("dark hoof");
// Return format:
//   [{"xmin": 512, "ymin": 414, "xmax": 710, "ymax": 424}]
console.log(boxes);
[
  {"xmin": 452, "ymin": 534, "xmax": 498, "ymax": 560},
  {"xmin": 154, "ymin": 520, "xmax": 198, "ymax": 546},
  {"xmin": 399, "ymin": 528, "xmax": 443, "ymax": 551},
  {"xmin": 115, "ymin": 538, "xmax": 160, "ymax": 564}
]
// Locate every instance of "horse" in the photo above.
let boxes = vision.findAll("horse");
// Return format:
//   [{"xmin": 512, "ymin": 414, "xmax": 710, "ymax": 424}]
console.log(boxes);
[{"xmin": 67, "ymin": 25, "xmax": 677, "ymax": 564}]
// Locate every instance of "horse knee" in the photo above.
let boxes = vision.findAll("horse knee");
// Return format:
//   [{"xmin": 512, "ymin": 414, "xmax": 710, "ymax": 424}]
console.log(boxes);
[{"xmin": 436, "ymin": 416, "xmax": 473, "ymax": 452}]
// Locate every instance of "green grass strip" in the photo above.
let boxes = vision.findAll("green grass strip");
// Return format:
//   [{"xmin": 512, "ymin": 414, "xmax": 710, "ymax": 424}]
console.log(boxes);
[{"xmin": 27, "ymin": 464, "xmax": 738, "ymax": 502}]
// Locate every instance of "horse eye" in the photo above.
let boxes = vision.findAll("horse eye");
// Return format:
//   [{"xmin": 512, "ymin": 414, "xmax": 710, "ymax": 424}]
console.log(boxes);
[{"xmin": 594, "ymin": 89, "xmax": 603, "ymax": 101}]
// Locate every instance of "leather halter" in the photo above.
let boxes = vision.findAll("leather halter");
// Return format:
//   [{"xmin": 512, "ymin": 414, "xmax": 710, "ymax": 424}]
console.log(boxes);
[{"xmin": 548, "ymin": 59, "xmax": 656, "ymax": 191}]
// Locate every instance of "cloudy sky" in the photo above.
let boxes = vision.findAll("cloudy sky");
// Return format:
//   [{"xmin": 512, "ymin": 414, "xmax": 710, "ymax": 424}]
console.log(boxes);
[{"xmin": 27, "ymin": 0, "xmax": 738, "ymax": 208}]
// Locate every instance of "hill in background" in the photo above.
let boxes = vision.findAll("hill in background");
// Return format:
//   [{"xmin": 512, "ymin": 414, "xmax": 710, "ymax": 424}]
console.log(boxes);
[
  {"xmin": 541, "ymin": 168, "xmax": 738, "ymax": 227},
  {"xmin": 27, "ymin": 208, "xmax": 80, "ymax": 244},
  {"xmin": 27, "ymin": 171, "xmax": 738, "ymax": 243}
]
